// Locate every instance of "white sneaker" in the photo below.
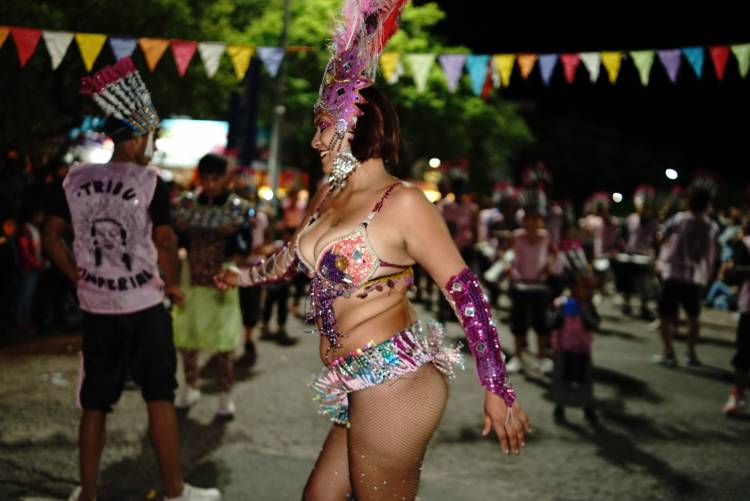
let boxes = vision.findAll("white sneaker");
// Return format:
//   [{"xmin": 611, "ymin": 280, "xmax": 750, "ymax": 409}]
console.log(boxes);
[
  {"xmin": 175, "ymin": 387, "xmax": 201, "ymax": 409},
  {"xmin": 68, "ymin": 486, "xmax": 90, "ymax": 501},
  {"xmin": 723, "ymin": 389, "xmax": 747, "ymax": 415},
  {"xmin": 216, "ymin": 392, "xmax": 235, "ymax": 418},
  {"xmin": 538, "ymin": 357, "xmax": 554, "ymax": 374},
  {"xmin": 165, "ymin": 483, "xmax": 222, "ymax": 501},
  {"xmin": 505, "ymin": 356, "xmax": 523, "ymax": 373}
]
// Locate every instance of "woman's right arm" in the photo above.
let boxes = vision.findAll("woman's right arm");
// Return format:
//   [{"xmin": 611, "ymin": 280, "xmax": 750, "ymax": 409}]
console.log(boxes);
[{"xmin": 214, "ymin": 183, "xmax": 331, "ymax": 289}]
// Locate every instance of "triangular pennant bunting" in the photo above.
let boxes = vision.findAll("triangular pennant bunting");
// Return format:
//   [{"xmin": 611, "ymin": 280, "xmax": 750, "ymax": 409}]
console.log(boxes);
[
  {"xmin": 682, "ymin": 46, "xmax": 704, "ymax": 78},
  {"xmin": 139, "ymin": 38, "xmax": 170, "ymax": 71},
  {"xmin": 75, "ymin": 33, "xmax": 107, "ymax": 71},
  {"xmin": 600, "ymin": 52, "xmax": 622, "ymax": 84},
  {"xmin": 109, "ymin": 37, "xmax": 137, "ymax": 60},
  {"xmin": 171, "ymin": 39, "xmax": 198, "ymax": 76},
  {"xmin": 439, "ymin": 54, "xmax": 466, "ymax": 93},
  {"xmin": 517, "ymin": 54, "xmax": 537, "ymax": 80},
  {"xmin": 380, "ymin": 52, "xmax": 401, "ymax": 83},
  {"xmin": 0, "ymin": 27, "xmax": 10, "ymax": 49},
  {"xmin": 493, "ymin": 54, "xmax": 516, "ymax": 87},
  {"xmin": 257, "ymin": 46, "xmax": 284, "ymax": 77},
  {"xmin": 580, "ymin": 52, "xmax": 601, "ymax": 83},
  {"xmin": 560, "ymin": 53, "xmax": 580, "ymax": 84},
  {"xmin": 405, "ymin": 53, "xmax": 436, "ymax": 93},
  {"xmin": 198, "ymin": 42, "xmax": 225, "ymax": 78},
  {"xmin": 658, "ymin": 49, "xmax": 682, "ymax": 83},
  {"xmin": 11, "ymin": 27, "xmax": 42, "ymax": 68},
  {"xmin": 630, "ymin": 50, "xmax": 655, "ymax": 86},
  {"xmin": 731, "ymin": 44, "xmax": 750, "ymax": 78},
  {"xmin": 709, "ymin": 46, "xmax": 730, "ymax": 81},
  {"xmin": 465, "ymin": 55, "xmax": 490, "ymax": 96},
  {"xmin": 227, "ymin": 44, "xmax": 254, "ymax": 80},
  {"xmin": 538, "ymin": 54, "xmax": 558, "ymax": 86},
  {"xmin": 42, "ymin": 31, "xmax": 73, "ymax": 70}
]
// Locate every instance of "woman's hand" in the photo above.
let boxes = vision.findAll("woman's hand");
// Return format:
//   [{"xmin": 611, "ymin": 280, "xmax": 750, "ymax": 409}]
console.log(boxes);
[
  {"xmin": 213, "ymin": 267, "xmax": 242, "ymax": 290},
  {"xmin": 482, "ymin": 391, "xmax": 532, "ymax": 455}
]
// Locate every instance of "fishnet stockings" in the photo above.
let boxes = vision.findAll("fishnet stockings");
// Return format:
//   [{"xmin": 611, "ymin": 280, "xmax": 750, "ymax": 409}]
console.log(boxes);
[{"xmin": 304, "ymin": 364, "xmax": 449, "ymax": 500}]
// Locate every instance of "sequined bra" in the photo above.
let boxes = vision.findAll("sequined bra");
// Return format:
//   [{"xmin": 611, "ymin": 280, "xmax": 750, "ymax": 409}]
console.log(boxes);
[{"xmin": 295, "ymin": 182, "xmax": 414, "ymax": 357}]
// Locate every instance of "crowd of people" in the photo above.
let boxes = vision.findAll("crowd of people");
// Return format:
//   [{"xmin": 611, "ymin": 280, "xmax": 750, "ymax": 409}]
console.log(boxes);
[{"xmin": 437, "ymin": 163, "xmax": 750, "ymax": 419}]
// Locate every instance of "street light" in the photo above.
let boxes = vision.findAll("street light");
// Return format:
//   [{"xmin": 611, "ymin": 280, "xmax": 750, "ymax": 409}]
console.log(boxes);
[
  {"xmin": 665, "ymin": 168, "xmax": 678, "ymax": 180},
  {"xmin": 612, "ymin": 192, "xmax": 623, "ymax": 203},
  {"xmin": 429, "ymin": 158, "xmax": 441, "ymax": 168}
]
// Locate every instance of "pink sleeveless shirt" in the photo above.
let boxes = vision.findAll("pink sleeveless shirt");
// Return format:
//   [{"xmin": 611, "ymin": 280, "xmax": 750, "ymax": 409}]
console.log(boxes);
[{"xmin": 63, "ymin": 162, "xmax": 164, "ymax": 314}]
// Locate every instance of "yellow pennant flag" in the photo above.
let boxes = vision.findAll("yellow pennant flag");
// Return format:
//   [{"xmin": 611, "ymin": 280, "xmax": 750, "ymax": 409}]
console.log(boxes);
[
  {"xmin": 75, "ymin": 33, "xmax": 107, "ymax": 71},
  {"xmin": 139, "ymin": 38, "xmax": 170, "ymax": 72},
  {"xmin": 493, "ymin": 54, "xmax": 516, "ymax": 87},
  {"xmin": 380, "ymin": 53, "xmax": 400, "ymax": 83},
  {"xmin": 517, "ymin": 54, "xmax": 537, "ymax": 80},
  {"xmin": 601, "ymin": 51, "xmax": 622, "ymax": 84},
  {"xmin": 227, "ymin": 45, "xmax": 255, "ymax": 80},
  {"xmin": 0, "ymin": 26, "xmax": 9, "ymax": 48}
]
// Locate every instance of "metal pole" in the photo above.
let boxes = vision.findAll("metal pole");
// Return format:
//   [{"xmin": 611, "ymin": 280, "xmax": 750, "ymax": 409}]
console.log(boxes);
[{"xmin": 267, "ymin": 0, "xmax": 292, "ymax": 198}]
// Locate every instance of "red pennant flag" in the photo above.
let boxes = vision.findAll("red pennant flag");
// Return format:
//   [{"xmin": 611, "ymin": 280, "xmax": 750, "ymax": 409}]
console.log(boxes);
[
  {"xmin": 171, "ymin": 39, "xmax": 198, "ymax": 77},
  {"xmin": 709, "ymin": 46, "xmax": 730, "ymax": 81},
  {"xmin": 11, "ymin": 27, "xmax": 42, "ymax": 67},
  {"xmin": 561, "ymin": 53, "xmax": 581, "ymax": 84},
  {"xmin": 481, "ymin": 68, "xmax": 493, "ymax": 98}
]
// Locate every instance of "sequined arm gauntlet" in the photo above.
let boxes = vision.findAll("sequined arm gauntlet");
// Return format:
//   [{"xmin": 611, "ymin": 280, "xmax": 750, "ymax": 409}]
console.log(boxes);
[
  {"xmin": 442, "ymin": 267, "xmax": 516, "ymax": 408},
  {"xmin": 237, "ymin": 244, "xmax": 297, "ymax": 287}
]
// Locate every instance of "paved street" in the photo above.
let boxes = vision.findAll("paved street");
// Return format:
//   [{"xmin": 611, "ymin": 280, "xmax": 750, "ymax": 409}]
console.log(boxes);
[{"xmin": 1, "ymin": 298, "xmax": 749, "ymax": 500}]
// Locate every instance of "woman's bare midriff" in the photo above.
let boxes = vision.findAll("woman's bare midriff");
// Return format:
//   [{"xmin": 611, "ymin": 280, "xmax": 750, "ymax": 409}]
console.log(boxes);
[{"xmin": 317, "ymin": 278, "xmax": 417, "ymax": 364}]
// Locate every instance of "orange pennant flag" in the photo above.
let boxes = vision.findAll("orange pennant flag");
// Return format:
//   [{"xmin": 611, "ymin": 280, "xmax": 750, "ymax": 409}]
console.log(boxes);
[
  {"xmin": 0, "ymin": 26, "xmax": 9, "ymax": 48},
  {"xmin": 517, "ymin": 54, "xmax": 537, "ymax": 80},
  {"xmin": 75, "ymin": 33, "xmax": 107, "ymax": 71},
  {"xmin": 139, "ymin": 38, "xmax": 170, "ymax": 71}
]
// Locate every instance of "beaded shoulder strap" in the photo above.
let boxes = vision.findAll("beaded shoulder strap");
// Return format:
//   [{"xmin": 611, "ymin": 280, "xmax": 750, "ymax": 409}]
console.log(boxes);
[{"xmin": 363, "ymin": 181, "xmax": 402, "ymax": 225}]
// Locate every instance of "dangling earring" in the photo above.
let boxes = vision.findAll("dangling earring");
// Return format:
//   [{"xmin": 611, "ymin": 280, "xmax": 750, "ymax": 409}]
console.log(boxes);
[{"xmin": 330, "ymin": 148, "xmax": 358, "ymax": 191}]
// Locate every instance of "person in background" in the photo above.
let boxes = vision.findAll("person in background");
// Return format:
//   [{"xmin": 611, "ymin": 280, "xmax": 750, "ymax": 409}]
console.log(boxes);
[
  {"xmin": 172, "ymin": 153, "xmax": 251, "ymax": 418},
  {"xmin": 550, "ymin": 269, "xmax": 599, "ymax": 426},
  {"xmin": 655, "ymin": 175, "xmax": 719, "ymax": 368},
  {"xmin": 16, "ymin": 205, "xmax": 46, "ymax": 333},
  {"xmin": 506, "ymin": 188, "xmax": 558, "ymax": 375}
]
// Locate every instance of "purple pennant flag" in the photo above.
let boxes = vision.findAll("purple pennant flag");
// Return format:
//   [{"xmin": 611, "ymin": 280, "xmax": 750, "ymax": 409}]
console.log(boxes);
[
  {"xmin": 439, "ymin": 54, "xmax": 467, "ymax": 93},
  {"xmin": 538, "ymin": 54, "xmax": 559, "ymax": 86},
  {"xmin": 257, "ymin": 46, "xmax": 284, "ymax": 77},
  {"xmin": 657, "ymin": 49, "xmax": 682, "ymax": 83},
  {"xmin": 682, "ymin": 46, "xmax": 704, "ymax": 79},
  {"xmin": 465, "ymin": 54, "xmax": 490, "ymax": 96},
  {"xmin": 109, "ymin": 37, "xmax": 137, "ymax": 61}
]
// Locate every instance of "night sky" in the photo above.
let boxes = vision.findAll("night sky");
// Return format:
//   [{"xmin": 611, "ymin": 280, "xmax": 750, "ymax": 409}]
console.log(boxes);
[{"xmin": 415, "ymin": 2, "xmax": 750, "ymax": 206}]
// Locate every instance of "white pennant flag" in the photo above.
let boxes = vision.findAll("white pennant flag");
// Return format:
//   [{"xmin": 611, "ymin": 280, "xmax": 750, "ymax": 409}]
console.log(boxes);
[
  {"xmin": 405, "ymin": 54, "xmax": 436, "ymax": 93},
  {"xmin": 579, "ymin": 52, "xmax": 601, "ymax": 83},
  {"xmin": 42, "ymin": 30, "xmax": 73, "ymax": 70},
  {"xmin": 198, "ymin": 42, "xmax": 226, "ymax": 78}
]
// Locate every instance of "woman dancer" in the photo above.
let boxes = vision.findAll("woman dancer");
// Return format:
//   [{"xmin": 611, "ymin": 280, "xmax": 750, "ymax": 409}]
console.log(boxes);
[{"xmin": 216, "ymin": 1, "xmax": 530, "ymax": 499}]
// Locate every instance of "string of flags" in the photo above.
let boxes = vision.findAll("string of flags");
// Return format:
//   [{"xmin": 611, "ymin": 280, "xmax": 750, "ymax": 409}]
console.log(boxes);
[
  {"xmin": 2, "ymin": 26, "xmax": 748, "ymax": 94},
  {"xmin": 0, "ymin": 25, "xmax": 312, "ymax": 80},
  {"xmin": 387, "ymin": 45, "xmax": 750, "ymax": 96}
]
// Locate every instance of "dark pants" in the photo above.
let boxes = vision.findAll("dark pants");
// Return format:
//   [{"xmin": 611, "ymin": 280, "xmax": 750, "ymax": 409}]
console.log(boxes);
[
  {"xmin": 263, "ymin": 284, "xmax": 289, "ymax": 327},
  {"xmin": 80, "ymin": 304, "xmax": 177, "ymax": 412},
  {"xmin": 239, "ymin": 286, "xmax": 262, "ymax": 329}
]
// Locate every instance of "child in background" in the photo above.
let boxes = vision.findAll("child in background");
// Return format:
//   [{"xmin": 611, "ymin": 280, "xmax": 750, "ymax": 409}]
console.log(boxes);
[{"xmin": 550, "ymin": 271, "xmax": 600, "ymax": 426}]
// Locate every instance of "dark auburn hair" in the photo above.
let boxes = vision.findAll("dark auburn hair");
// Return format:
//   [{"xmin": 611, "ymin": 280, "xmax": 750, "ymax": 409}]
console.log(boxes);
[{"xmin": 350, "ymin": 86, "xmax": 400, "ymax": 166}]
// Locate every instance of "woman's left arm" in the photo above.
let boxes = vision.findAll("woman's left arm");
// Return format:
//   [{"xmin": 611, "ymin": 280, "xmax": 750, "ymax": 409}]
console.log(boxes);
[{"xmin": 392, "ymin": 185, "xmax": 532, "ymax": 456}]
